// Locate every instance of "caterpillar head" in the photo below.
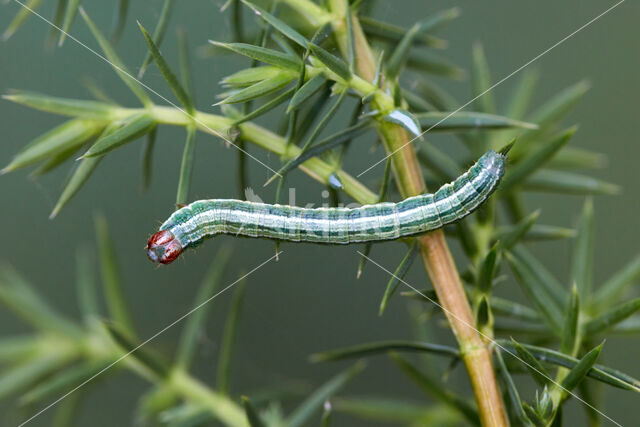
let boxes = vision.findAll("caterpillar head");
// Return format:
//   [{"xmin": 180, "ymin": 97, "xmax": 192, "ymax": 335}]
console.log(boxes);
[
  {"xmin": 479, "ymin": 150, "xmax": 506, "ymax": 178},
  {"xmin": 146, "ymin": 230, "xmax": 183, "ymax": 264}
]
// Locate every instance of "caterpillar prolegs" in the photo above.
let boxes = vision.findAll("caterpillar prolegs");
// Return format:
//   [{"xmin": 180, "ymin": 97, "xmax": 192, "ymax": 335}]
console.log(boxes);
[{"xmin": 146, "ymin": 149, "xmax": 507, "ymax": 264}]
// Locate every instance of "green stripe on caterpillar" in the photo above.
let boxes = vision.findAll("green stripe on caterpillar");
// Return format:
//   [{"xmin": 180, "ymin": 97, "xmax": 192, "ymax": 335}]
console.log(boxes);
[{"xmin": 146, "ymin": 149, "xmax": 508, "ymax": 264}]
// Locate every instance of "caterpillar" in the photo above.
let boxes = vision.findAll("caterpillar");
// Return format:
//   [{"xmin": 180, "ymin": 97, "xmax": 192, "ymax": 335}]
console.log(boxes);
[{"xmin": 146, "ymin": 149, "xmax": 507, "ymax": 264}]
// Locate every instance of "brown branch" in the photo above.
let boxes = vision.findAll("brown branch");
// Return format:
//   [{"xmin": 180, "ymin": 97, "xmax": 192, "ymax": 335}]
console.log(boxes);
[{"xmin": 327, "ymin": 1, "xmax": 508, "ymax": 425}]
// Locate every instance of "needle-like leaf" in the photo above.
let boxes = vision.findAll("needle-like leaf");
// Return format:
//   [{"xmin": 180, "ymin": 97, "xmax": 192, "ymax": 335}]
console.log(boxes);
[
  {"xmin": 240, "ymin": 0, "xmax": 308, "ymax": 48},
  {"xmin": 494, "ymin": 350, "xmax": 530, "ymax": 426},
  {"xmin": 611, "ymin": 316, "xmax": 640, "ymax": 334},
  {"xmin": 2, "ymin": 119, "xmax": 102, "ymax": 174},
  {"xmin": 2, "ymin": 0, "xmax": 44, "ymax": 41},
  {"xmin": 242, "ymin": 396, "xmax": 266, "ymax": 427},
  {"xmin": 176, "ymin": 125, "xmax": 197, "ymax": 205},
  {"xmin": 268, "ymin": 119, "xmax": 372, "ymax": 185},
  {"xmin": 386, "ymin": 11, "xmax": 459, "ymax": 80},
  {"xmin": 523, "ymin": 169, "xmax": 620, "ymax": 195},
  {"xmin": 217, "ymin": 72, "xmax": 296, "ymax": 105},
  {"xmin": 407, "ymin": 53, "xmax": 465, "ymax": 79},
  {"xmin": 345, "ymin": 5, "xmax": 355, "ymax": 71},
  {"xmin": 471, "ymin": 43, "xmax": 495, "ymax": 115},
  {"xmin": 104, "ymin": 323, "xmax": 169, "ymax": 379},
  {"xmin": 159, "ymin": 404, "xmax": 212, "ymax": 426},
  {"xmin": 510, "ymin": 338, "xmax": 550, "ymax": 387},
  {"xmin": 356, "ymin": 243, "xmax": 373, "ymax": 280},
  {"xmin": 50, "ymin": 156, "xmax": 102, "ymax": 218},
  {"xmin": 475, "ymin": 296, "xmax": 492, "ymax": 329},
  {"xmin": 527, "ymin": 80, "xmax": 590, "ymax": 129},
  {"xmin": 379, "ymin": 242, "xmax": 418, "ymax": 315},
  {"xmin": 76, "ymin": 247, "xmax": 99, "ymax": 320},
  {"xmin": 311, "ymin": 340, "xmax": 459, "ymax": 363},
  {"xmin": 505, "ymin": 69, "xmax": 538, "ymax": 120},
  {"xmin": 476, "ymin": 243, "xmax": 499, "ymax": 293},
  {"xmin": 501, "ymin": 127, "xmax": 576, "ymax": 192},
  {"xmin": 3, "ymin": 91, "xmax": 115, "ymax": 120},
  {"xmin": 494, "ymin": 224, "xmax": 575, "ymax": 242},
  {"xmin": 58, "ymin": 0, "xmax": 81, "ymax": 45},
  {"xmin": 560, "ymin": 342, "xmax": 604, "ymax": 393},
  {"xmin": 0, "ymin": 337, "xmax": 40, "ymax": 363},
  {"xmin": 547, "ymin": 147, "xmax": 606, "ymax": 170},
  {"xmin": 95, "ymin": 214, "xmax": 135, "ymax": 337},
  {"xmin": 359, "ymin": 16, "xmax": 447, "ymax": 49},
  {"xmin": 138, "ymin": 21, "xmax": 194, "ymax": 113},
  {"xmin": 287, "ymin": 74, "xmax": 327, "ymax": 112},
  {"xmin": 110, "ymin": 0, "xmax": 130, "ymax": 44},
  {"xmin": 414, "ymin": 111, "xmax": 537, "ymax": 132},
  {"xmin": 227, "ymin": 0, "xmax": 245, "ymax": 42},
  {"xmin": 0, "ymin": 265, "xmax": 81, "ymax": 336},
  {"xmin": 135, "ymin": 385, "xmax": 178, "ymax": 423},
  {"xmin": 30, "ymin": 145, "xmax": 84, "ymax": 178},
  {"xmin": 401, "ymin": 89, "xmax": 436, "ymax": 112},
  {"xmin": 176, "ymin": 248, "xmax": 232, "ymax": 369},
  {"xmin": 211, "ymin": 41, "xmax": 302, "ymax": 70},
  {"xmin": 389, "ymin": 353, "xmax": 479, "ymax": 425},
  {"xmin": 51, "ymin": 389, "xmax": 82, "ymax": 427},
  {"xmin": 572, "ymin": 199, "xmax": 594, "ymax": 298},
  {"xmin": 222, "ymin": 66, "xmax": 283, "ymax": 88},
  {"xmin": 80, "ymin": 8, "xmax": 152, "ymax": 106},
  {"xmin": 140, "ymin": 127, "xmax": 157, "ymax": 190},
  {"xmin": 593, "ymin": 255, "xmax": 640, "ymax": 307},
  {"xmin": 232, "ymin": 88, "xmax": 296, "ymax": 126},
  {"xmin": 177, "ymin": 29, "xmax": 194, "ymax": 101},
  {"xmin": 497, "ymin": 340, "xmax": 639, "ymax": 391},
  {"xmin": 498, "ymin": 210, "xmax": 540, "ymax": 250},
  {"xmin": 585, "ymin": 298, "xmax": 640, "ymax": 336},
  {"xmin": 0, "ymin": 354, "xmax": 71, "ymax": 400},
  {"xmin": 331, "ymin": 397, "xmax": 463, "ymax": 424},
  {"xmin": 19, "ymin": 360, "xmax": 112, "ymax": 405},
  {"xmin": 138, "ymin": 0, "xmax": 175, "ymax": 78},
  {"xmin": 309, "ymin": 44, "xmax": 352, "ymax": 81},
  {"xmin": 493, "ymin": 320, "xmax": 549, "ymax": 336},
  {"xmin": 414, "ymin": 79, "xmax": 458, "ymax": 111},
  {"xmin": 560, "ymin": 285, "xmax": 580, "ymax": 356},
  {"xmin": 217, "ymin": 280, "xmax": 246, "ymax": 395},
  {"xmin": 265, "ymin": 89, "xmax": 351, "ymax": 185},
  {"xmin": 39, "ymin": 143, "xmax": 91, "ymax": 177},
  {"xmin": 491, "ymin": 297, "xmax": 541, "ymax": 322},
  {"xmin": 505, "ymin": 248, "xmax": 564, "ymax": 331},
  {"xmin": 82, "ymin": 112, "xmax": 156, "ymax": 158},
  {"xmin": 45, "ymin": 0, "xmax": 69, "ymax": 48},
  {"xmin": 295, "ymin": 85, "xmax": 331, "ymax": 137}
]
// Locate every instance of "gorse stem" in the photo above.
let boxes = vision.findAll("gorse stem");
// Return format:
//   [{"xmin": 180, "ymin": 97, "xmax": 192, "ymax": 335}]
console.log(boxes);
[{"xmin": 323, "ymin": 0, "xmax": 508, "ymax": 425}]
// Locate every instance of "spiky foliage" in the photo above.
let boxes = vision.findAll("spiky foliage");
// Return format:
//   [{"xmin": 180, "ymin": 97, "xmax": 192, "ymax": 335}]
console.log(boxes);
[
  {"xmin": 1, "ymin": 0, "xmax": 638, "ymax": 426},
  {"xmin": 0, "ymin": 217, "xmax": 364, "ymax": 426}
]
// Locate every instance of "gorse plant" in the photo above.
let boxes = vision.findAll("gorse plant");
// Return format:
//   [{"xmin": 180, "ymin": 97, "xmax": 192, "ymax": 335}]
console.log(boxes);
[{"xmin": 1, "ymin": 0, "xmax": 639, "ymax": 426}]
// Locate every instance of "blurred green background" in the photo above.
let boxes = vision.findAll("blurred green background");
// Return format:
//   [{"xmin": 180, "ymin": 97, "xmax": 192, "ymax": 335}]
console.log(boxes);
[{"xmin": 0, "ymin": 0, "xmax": 637, "ymax": 425}]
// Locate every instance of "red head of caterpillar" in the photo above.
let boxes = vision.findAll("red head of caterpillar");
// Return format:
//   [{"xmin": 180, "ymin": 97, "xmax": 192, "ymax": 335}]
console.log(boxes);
[{"xmin": 146, "ymin": 230, "xmax": 183, "ymax": 264}]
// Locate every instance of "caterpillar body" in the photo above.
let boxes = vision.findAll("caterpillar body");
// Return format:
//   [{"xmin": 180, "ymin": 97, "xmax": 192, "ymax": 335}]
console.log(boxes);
[{"xmin": 146, "ymin": 149, "xmax": 507, "ymax": 264}]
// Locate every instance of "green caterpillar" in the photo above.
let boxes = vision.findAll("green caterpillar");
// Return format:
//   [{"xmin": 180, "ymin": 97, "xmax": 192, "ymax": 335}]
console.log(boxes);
[{"xmin": 146, "ymin": 149, "xmax": 507, "ymax": 264}]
